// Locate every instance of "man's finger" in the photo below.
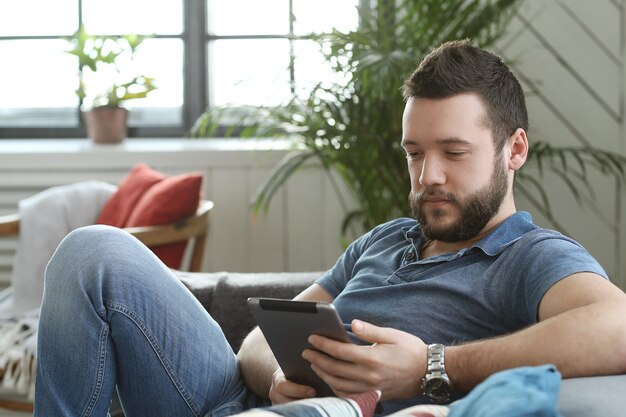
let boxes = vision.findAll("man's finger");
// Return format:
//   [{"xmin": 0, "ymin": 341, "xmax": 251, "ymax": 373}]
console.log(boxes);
[
  {"xmin": 278, "ymin": 381, "xmax": 316, "ymax": 399},
  {"xmin": 351, "ymin": 319, "xmax": 399, "ymax": 344}
]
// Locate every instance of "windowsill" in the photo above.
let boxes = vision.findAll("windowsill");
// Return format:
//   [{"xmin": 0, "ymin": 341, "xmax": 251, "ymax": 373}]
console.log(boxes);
[
  {"xmin": 0, "ymin": 137, "xmax": 297, "ymax": 154},
  {"xmin": 0, "ymin": 138, "xmax": 300, "ymax": 169}
]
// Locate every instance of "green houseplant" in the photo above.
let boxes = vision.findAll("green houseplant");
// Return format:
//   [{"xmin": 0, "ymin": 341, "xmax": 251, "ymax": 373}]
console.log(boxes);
[
  {"xmin": 65, "ymin": 24, "xmax": 157, "ymax": 143},
  {"xmin": 190, "ymin": 0, "xmax": 626, "ymax": 239}
]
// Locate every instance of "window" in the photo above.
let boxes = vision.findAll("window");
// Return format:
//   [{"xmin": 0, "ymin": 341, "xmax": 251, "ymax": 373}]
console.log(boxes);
[{"xmin": 0, "ymin": 0, "xmax": 358, "ymax": 139}]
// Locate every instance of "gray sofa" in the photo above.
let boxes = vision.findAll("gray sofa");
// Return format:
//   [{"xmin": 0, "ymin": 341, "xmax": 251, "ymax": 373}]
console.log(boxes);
[{"xmin": 114, "ymin": 271, "xmax": 626, "ymax": 416}]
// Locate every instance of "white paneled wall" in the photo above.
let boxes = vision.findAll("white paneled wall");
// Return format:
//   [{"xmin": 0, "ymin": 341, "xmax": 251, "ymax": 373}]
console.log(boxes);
[
  {"xmin": 495, "ymin": 0, "xmax": 626, "ymax": 289},
  {"xmin": 0, "ymin": 139, "xmax": 357, "ymax": 286}
]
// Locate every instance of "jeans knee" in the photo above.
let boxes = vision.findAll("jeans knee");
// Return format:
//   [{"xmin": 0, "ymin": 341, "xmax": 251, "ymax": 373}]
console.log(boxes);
[
  {"xmin": 46, "ymin": 225, "xmax": 140, "ymax": 290},
  {"xmin": 62, "ymin": 224, "xmax": 131, "ymax": 252}
]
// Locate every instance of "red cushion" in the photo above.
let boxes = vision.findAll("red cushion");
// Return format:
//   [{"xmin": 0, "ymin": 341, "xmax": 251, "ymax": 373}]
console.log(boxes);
[
  {"xmin": 96, "ymin": 163, "xmax": 165, "ymax": 227},
  {"xmin": 125, "ymin": 172, "xmax": 203, "ymax": 269}
]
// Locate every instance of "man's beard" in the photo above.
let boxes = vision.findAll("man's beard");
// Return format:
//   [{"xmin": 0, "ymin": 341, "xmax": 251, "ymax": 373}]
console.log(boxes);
[{"xmin": 408, "ymin": 159, "xmax": 508, "ymax": 243}]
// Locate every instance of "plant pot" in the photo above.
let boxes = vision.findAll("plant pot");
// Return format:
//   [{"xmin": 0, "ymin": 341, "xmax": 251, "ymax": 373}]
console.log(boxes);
[{"xmin": 84, "ymin": 107, "xmax": 129, "ymax": 144}]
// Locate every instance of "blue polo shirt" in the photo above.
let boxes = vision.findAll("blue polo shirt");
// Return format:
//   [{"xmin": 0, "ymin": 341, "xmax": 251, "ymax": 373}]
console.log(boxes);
[
  {"xmin": 317, "ymin": 212, "xmax": 607, "ymax": 345},
  {"xmin": 316, "ymin": 212, "xmax": 607, "ymax": 414}
]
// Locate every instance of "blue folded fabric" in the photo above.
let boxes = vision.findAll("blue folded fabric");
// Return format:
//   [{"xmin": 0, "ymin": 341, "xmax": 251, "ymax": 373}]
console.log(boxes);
[{"xmin": 448, "ymin": 364, "xmax": 563, "ymax": 417}]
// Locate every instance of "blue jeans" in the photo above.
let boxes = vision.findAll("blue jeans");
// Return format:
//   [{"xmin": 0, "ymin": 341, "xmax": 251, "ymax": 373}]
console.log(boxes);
[{"xmin": 35, "ymin": 225, "xmax": 259, "ymax": 417}]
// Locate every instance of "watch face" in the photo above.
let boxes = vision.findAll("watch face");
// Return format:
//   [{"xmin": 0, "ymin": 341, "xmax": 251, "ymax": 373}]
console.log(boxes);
[{"xmin": 424, "ymin": 377, "xmax": 451, "ymax": 402}]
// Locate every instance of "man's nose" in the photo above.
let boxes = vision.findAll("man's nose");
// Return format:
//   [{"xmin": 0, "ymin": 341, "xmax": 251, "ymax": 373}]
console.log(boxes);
[{"xmin": 419, "ymin": 156, "xmax": 446, "ymax": 187}]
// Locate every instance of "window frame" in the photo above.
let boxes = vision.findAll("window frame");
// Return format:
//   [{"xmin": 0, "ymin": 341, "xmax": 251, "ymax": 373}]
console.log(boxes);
[{"xmin": 0, "ymin": 0, "xmax": 361, "ymax": 139}]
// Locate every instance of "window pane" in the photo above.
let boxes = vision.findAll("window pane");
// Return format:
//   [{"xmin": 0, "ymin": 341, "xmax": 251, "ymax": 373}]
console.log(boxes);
[
  {"xmin": 208, "ymin": 0, "xmax": 289, "ymax": 36},
  {"xmin": 293, "ymin": 0, "xmax": 359, "ymax": 35},
  {"xmin": 0, "ymin": 0, "xmax": 78, "ymax": 36},
  {"xmin": 0, "ymin": 40, "xmax": 78, "ymax": 127},
  {"xmin": 293, "ymin": 40, "xmax": 349, "ymax": 98},
  {"xmin": 83, "ymin": 0, "xmax": 183, "ymax": 35},
  {"xmin": 0, "ymin": 40, "xmax": 77, "ymax": 108},
  {"xmin": 209, "ymin": 39, "xmax": 291, "ymax": 106},
  {"xmin": 126, "ymin": 39, "xmax": 184, "ymax": 126}
]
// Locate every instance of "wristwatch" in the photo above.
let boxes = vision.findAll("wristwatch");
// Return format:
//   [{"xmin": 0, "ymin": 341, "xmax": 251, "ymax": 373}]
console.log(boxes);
[{"xmin": 421, "ymin": 343, "xmax": 453, "ymax": 403}]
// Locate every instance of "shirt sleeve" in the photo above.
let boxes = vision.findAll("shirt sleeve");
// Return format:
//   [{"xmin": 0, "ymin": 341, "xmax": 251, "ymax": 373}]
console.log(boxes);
[
  {"xmin": 315, "ymin": 228, "xmax": 372, "ymax": 297},
  {"xmin": 510, "ymin": 229, "xmax": 608, "ymax": 323},
  {"xmin": 315, "ymin": 218, "xmax": 414, "ymax": 297}
]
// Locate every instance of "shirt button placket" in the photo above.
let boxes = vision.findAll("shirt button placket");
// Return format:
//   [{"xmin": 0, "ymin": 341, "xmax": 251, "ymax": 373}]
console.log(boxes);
[{"xmin": 405, "ymin": 251, "xmax": 415, "ymax": 263}]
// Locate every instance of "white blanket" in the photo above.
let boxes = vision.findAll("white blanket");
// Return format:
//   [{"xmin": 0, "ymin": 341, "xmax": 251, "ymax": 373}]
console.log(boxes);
[{"xmin": 0, "ymin": 180, "xmax": 116, "ymax": 400}]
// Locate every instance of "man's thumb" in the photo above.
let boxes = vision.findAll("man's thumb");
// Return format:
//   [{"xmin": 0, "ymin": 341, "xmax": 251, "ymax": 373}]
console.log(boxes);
[{"xmin": 351, "ymin": 319, "xmax": 396, "ymax": 344}]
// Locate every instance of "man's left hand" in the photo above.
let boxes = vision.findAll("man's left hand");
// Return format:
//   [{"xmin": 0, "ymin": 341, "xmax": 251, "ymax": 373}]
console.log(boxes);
[{"xmin": 302, "ymin": 319, "xmax": 427, "ymax": 401}]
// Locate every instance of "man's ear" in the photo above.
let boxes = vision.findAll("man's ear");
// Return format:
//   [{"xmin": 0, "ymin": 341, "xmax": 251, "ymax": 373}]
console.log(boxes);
[{"xmin": 507, "ymin": 128, "xmax": 528, "ymax": 171}]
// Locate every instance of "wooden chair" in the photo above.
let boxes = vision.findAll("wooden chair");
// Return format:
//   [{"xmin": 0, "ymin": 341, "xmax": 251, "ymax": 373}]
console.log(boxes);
[
  {"xmin": 0, "ymin": 199, "xmax": 214, "ymax": 273},
  {"xmin": 0, "ymin": 199, "xmax": 213, "ymax": 412}
]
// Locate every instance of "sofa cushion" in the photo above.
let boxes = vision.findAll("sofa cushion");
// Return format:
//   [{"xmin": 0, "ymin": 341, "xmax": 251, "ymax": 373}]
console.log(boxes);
[
  {"xmin": 177, "ymin": 271, "xmax": 225, "ymax": 313},
  {"xmin": 210, "ymin": 272, "xmax": 320, "ymax": 350},
  {"xmin": 558, "ymin": 374, "xmax": 626, "ymax": 417}
]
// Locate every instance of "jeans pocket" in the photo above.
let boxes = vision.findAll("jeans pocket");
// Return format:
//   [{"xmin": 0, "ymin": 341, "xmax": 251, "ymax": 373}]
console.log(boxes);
[{"xmin": 207, "ymin": 401, "xmax": 245, "ymax": 417}]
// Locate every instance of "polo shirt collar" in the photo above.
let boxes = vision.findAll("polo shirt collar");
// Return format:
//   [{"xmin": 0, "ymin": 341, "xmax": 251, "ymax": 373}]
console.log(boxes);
[
  {"xmin": 473, "ymin": 211, "xmax": 537, "ymax": 255},
  {"xmin": 402, "ymin": 211, "xmax": 537, "ymax": 257}
]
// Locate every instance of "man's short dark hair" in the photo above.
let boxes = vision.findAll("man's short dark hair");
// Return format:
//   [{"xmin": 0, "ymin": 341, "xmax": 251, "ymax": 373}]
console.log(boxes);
[{"xmin": 402, "ymin": 39, "xmax": 528, "ymax": 153}]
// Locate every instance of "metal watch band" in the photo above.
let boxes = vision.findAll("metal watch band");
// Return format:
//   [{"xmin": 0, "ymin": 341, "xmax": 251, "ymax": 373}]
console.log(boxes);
[
  {"xmin": 427, "ymin": 343, "xmax": 446, "ymax": 376},
  {"xmin": 422, "ymin": 343, "xmax": 453, "ymax": 403}
]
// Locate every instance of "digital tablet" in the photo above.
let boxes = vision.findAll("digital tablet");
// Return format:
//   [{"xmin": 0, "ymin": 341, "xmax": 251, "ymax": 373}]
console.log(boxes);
[{"xmin": 247, "ymin": 297, "xmax": 351, "ymax": 397}]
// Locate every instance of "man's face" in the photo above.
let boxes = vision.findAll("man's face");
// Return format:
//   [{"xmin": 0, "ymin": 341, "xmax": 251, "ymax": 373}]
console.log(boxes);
[{"xmin": 402, "ymin": 93, "xmax": 510, "ymax": 243}]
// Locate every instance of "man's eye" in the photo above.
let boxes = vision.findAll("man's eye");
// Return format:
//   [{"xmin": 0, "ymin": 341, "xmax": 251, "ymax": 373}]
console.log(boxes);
[
  {"xmin": 446, "ymin": 151, "xmax": 466, "ymax": 157},
  {"xmin": 406, "ymin": 152, "xmax": 423, "ymax": 160}
]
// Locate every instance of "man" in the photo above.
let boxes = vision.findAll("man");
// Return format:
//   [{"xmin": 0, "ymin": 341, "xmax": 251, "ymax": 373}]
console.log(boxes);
[{"xmin": 35, "ymin": 40, "xmax": 626, "ymax": 416}]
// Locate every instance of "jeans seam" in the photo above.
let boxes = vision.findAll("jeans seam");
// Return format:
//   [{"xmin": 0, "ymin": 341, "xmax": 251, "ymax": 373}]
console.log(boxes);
[
  {"xmin": 80, "ymin": 324, "xmax": 109, "ymax": 417},
  {"xmin": 104, "ymin": 299, "xmax": 201, "ymax": 416}
]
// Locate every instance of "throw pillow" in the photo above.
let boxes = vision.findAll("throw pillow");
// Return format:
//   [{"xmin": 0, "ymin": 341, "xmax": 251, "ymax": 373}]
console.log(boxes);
[
  {"xmin": 125, "ymin": 172, "xmax": 203, "ymax": 269},
  {"xmin": 96, "ymin": 163, "xmax": 165, "ymax": 227}
]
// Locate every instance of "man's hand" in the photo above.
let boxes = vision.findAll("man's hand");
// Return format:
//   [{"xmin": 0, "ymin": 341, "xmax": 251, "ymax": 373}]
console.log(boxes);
[
  {"xmin": 302, "ymin": 319, "xmax": 427, "ymax": 401},
  {"xmin": 268, "ymin": 369, "xmax": 317, "ymax": 404}
]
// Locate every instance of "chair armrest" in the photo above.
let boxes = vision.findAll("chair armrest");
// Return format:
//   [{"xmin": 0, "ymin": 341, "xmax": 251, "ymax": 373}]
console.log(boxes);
[
  {"xmin": 124, "ymin": 200, "xmax": 213, "ymax": 247},
  {"xmin": 0, "ymin": 199, "xmax": 213, "ymax": 271},
  {"xmin": 0, "ymin": 213, "xmax": 20, "ymax": 236}
]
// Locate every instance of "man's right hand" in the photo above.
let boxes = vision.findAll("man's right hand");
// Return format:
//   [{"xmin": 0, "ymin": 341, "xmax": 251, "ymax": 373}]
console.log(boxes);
[{"xmin": 268, "ymin": 369, "xmax": 317, "ymax": 404}]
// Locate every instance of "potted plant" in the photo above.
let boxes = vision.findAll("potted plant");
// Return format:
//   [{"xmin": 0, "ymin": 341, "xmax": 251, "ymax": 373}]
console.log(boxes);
[{"xmin": 65, "ymin": 25, "xmax": 157, "ymax": 144}]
